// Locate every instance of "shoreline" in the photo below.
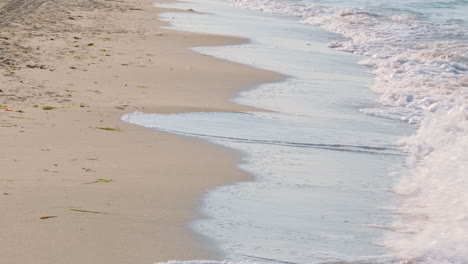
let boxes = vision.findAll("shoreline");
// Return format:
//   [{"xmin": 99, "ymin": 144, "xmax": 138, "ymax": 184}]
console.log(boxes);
[
  {"xmin": 116, "ymin": 1, "xmax": 418, "ymax": 263},
  {"xmin": 0, "ymin": 0, "xmax": 283, "ymax": 263}
]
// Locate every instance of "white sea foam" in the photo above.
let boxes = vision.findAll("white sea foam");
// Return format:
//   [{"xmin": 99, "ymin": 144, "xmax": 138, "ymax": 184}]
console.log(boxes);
[
  {"xmin": 225, "ymin": 0, "xmax": 468, "ymax": 263},
  {"xmin": 383, "ymin": 105, "xmax": 468, "ymax": 264}
]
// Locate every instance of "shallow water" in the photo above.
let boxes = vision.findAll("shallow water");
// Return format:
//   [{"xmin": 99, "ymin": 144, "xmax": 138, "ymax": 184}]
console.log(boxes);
[
  {"xmin": 121, "ymin": 0, "xmax": 421, "ymax": 262},
  {"xmin": 123, "ymin": 110, "xmax": 410, "ymax": 263},
  {"xmin": 124, "ymin": 0, "xmax": 467, "ymax": 263}
]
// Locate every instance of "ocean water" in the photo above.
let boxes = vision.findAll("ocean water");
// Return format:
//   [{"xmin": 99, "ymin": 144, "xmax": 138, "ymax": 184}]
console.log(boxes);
[{"xmin": 122, "ymin": 0, "xmax": 468, "ymax": 263}]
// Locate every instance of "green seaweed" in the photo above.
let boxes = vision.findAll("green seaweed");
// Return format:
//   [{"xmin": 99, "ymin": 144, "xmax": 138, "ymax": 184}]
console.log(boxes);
[
  {"xmin": 9, "ymin": 116, "xmax": 32, "ymax": 120},
  {"xmin": 85, "ymin": 178, "xmax": 113, "ymax": 184},
  {"xmin": 96, "ymin": 178, "xmax": 112, "ymax": 182},
  {"xmin": 69, "ymin": 208, "xmax": 104, "ymax": 214},
  {"xmin": 97, "ymin": 127, "xmax": 121, "ymax": 131}
]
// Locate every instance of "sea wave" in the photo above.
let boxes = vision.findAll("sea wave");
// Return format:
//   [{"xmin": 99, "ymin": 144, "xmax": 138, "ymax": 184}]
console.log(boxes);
[{"xmin": 224, "ymin": 0, "xmax": 468, "ymax": 263}]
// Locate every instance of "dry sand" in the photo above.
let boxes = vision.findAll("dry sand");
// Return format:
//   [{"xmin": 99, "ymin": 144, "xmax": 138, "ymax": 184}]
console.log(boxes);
[{"xmin": 0, "ymin": 0, "xmax": 282, "ymax": 263}]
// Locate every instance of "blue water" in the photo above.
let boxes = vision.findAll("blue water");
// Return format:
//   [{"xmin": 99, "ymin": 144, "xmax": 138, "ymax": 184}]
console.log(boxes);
[
  {"xmin": 313, "ymin": 0, "xmax": 468, "ymax": 23},
  {"xmin": 244, "ymin": 0, "xmax": 468, "ymax": 23},
  {"xmin": 124, "ymin": 0, "xmax": 468, "ymax": 263}
]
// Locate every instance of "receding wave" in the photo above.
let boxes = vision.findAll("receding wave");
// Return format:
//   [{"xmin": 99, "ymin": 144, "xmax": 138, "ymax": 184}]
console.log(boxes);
[
  {"xmin": 122, "ymin": 112, "xmax": 402, "ymax": 156},
  {"xmin": 138, "ymin": 125, "xmax": 400, "ymax": 156}
]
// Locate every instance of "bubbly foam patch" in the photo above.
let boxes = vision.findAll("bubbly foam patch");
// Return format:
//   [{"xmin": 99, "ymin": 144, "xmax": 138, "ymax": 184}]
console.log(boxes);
[{"xmin": 383, "ymin": 105, "xmax": 468, "ymax": 264}]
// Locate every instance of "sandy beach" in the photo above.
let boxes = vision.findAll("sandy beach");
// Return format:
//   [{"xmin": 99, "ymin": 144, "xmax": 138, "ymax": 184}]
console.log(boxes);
[{"xmin": 0, "ymin": 0, "xmax": 282, "ymax": 263}]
